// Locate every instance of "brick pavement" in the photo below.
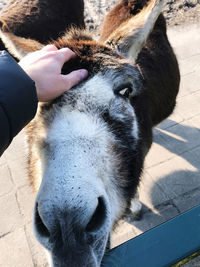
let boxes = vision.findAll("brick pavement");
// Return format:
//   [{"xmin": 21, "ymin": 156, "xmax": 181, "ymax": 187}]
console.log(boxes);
[{"xmin": 0, "ymin": 24, "xmax": 200, "ymax": 266}]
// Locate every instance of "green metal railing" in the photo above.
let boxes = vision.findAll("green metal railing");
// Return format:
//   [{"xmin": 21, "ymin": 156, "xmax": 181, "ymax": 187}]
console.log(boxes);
[{"xmin": 102, "ymin": 205, "xmax": 200, "ymax": 267}]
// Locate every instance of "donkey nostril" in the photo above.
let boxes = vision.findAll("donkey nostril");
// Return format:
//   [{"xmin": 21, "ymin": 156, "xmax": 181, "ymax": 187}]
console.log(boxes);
[
  {"xmin": 35, "ymin": 203, "xmax": 50, "ymax": 238},
  {"xmin": 86, "ymin": 197, "xmax": 107, "ymax": 233}
]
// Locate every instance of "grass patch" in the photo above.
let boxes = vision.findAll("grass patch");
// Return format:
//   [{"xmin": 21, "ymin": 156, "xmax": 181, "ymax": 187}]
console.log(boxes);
[{"xmin": 172, "ymin": 250, "xmax": 200, "ymax": 267}]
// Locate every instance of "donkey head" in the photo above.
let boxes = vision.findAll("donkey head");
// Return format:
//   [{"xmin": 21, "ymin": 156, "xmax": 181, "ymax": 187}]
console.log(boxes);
[{"xmin": 0, "ymin": 0, "xmax": 163, "ymax": 266}]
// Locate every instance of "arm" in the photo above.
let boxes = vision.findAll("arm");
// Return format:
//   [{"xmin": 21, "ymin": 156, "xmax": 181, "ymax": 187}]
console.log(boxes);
[
  {"xmin": 0, "ymin": 45, "xmax": 88, "ymax": 156},
  {"xmin": 0, "ymin": 50, "xmax": 37, "ymax": 156}
]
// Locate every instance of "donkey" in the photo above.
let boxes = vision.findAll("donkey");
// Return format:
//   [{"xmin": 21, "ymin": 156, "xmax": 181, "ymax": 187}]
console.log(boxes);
[
  {"xmin": 0, "ymin": 0, "xmax": 180, "ymax": 266},
  {"xmin": 0, "ymin": 0, "xmax": 85, "ymax": 50}
]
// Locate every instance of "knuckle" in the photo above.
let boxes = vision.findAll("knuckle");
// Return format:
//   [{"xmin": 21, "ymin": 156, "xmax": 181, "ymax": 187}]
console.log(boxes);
[{"xmin": 61, "ymin": 47, "xmax": 76, "ymax": 56}]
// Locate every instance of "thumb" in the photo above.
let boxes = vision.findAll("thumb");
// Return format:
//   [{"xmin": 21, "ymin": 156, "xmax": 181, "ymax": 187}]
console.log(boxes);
[{"xmin": 62, "ymin": 69, "xmax": 88, "ymax": 91}]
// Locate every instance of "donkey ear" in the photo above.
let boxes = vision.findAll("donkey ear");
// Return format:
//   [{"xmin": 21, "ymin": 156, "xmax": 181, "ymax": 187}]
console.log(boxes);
[
  {"xmin": 0, "ymin": 19, "xmax": 44, "ymax": 60},
  {"xmin": 100, "ymin": 0, "xmax": 164, "ymax": 61}
]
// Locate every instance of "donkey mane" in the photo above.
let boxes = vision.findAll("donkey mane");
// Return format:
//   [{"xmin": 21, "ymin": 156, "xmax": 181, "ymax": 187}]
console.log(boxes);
[{"xmin": 53, "ymin": 29, "xmax": 128, "ymax": 75}]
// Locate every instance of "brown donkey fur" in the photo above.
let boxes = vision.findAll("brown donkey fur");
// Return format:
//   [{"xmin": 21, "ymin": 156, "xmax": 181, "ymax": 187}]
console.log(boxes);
[{"xmin": 0, "ymin": 0, "xmax": 85, "ymax": 50}]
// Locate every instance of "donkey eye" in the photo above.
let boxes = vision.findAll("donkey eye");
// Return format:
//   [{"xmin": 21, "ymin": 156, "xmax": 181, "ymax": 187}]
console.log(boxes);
[{"xmin": 115, "ymin": 85, "xmax": 133, "ymax": 98}]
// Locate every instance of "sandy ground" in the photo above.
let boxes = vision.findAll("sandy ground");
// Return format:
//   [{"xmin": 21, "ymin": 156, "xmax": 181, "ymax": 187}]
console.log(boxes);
[{"xmin": 163, "ymin": 0, "xmax": 200, "ymax": 26}]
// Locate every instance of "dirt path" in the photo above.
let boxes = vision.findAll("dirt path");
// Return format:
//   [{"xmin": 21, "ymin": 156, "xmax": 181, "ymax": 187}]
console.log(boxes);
[{"xmin": 163, "ymin": 0, "xmax": 200, "ymax": 26}]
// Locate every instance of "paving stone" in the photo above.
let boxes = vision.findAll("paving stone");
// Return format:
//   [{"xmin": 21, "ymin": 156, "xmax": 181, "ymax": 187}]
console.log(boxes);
[
  {"xmin": 157, "ymin": 110, "xmax": 184, "ymax": 130},
  {"xmin": 0, "ymin": 154, "xmax": 6, "ymax": 166},
  {"xmin": 16, "ymin": 185, "xmax": 36, "ymax": 224},
  {"xmin": 178, "ymin": 71, "xmax": 200, "ymax": 99},
  {"xmin": 144, "ymin": 130, "xmax": 176, "ymax": 168},
  {"xmin": 111, "ymin": 220, "xmax": 137, "ymax": 248},
  {"xmin": 0, "ymin": 228, "xmax": 34, "ymax": 267},
  {"xmin": 178, "ymin": 141, "xmax": 200, "ymax": 169},
  {"xmin": 168, "ymin": 24, "xmax": 200, "ymax": 60},
  {"xmin": 176, "ymin": 91, "xmax": 200, "ymax": 120},
  {"xmin": 173, "ymin": 187, "xmax": 200, "ymax": 213},
  {"xmin": 178, "ymin": 54, "xmax": 200, "ymax": 76},
  {"xmin": 189, "ymin": 115, "xmax": 200, "ymax": 129},
  {"xmin": 8, "ymin": 155, "xmax": 29, "ymax": 188},
  {"xmin": 156, "ymin": 121, "xmax": 200, "ymax": 156},
  {"xmin": 0, "ymin": 193, "xmax": 23, "ymax": 236},
  {"xmin": 146, "ymin": 118, "xmax": 200, "ymax": 168},
  {"xmin": 0, "ymin": 165, "xmax": 14, "ymax": 197},
  {"xmin": 147, "ymin": 149, "xmax": 200, "ymax": 200},
  {"xmin": 25, "ymin": 223, "xmax": 49, "ymax": 267},
  {"xmin": 157, "ymin": 118, "xmax": 178, "ymax": 131},
  {"xmin": 138, "ymin": 171, "xmax": 168, "ymax": 210},
  {"xmin": 5, "ymin": 130, "xmax": 27, "ymax": 162},
  {"xmin": 4, "ymin": 133, "xmax": 29, "ymax": 187}
]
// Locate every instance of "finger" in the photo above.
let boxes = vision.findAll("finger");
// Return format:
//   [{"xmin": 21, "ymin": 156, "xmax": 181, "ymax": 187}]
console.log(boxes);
[
  {"xmin": 62, "ymin": 69, "xmax": 88, "ymax": 90},
  {"xmin": 56, "ymin": 47, "xmax": 77, "ymax": 65},
  {"xmin": 42, "ymin": 44, "xmax": 58, "ymax": 52}
]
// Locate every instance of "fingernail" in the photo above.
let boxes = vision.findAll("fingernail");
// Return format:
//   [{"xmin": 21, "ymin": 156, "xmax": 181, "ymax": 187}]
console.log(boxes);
[{"xmin": 80, "ymin": 69, "xmax": 88, "ymax": 79}]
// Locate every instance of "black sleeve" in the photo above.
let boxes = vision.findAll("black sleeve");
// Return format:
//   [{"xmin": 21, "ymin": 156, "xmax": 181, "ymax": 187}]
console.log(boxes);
[{"xmin": 0, "ymin": 51, "xmax": 38, "ymax": 156}]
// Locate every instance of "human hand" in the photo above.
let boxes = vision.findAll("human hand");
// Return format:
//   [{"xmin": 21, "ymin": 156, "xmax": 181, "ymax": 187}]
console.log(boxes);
[{"xmin": 19, "ymin": 45, "xmax": 88, "ymax": 102}]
